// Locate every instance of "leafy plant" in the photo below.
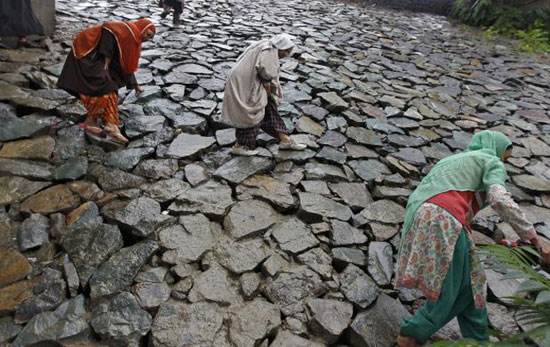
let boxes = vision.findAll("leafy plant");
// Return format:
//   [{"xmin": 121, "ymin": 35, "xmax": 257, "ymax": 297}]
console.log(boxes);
[
  {"xmin": 430, "ymin": 244, "xmax": 550, "ymax": 346},
  {"xmin": 450, "ymin": 1, "xmax": 550, "ymax": 53}
]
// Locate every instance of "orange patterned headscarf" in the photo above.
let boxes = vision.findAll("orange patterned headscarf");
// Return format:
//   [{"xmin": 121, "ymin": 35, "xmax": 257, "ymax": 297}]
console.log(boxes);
[{"xmin": 72, "ymin": 19, "xmax": 156, "ymax": 76}]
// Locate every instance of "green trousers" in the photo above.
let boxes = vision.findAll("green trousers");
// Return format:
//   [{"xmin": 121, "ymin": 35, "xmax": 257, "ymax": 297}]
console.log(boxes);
[{"xmin": 400, "ymin": 231, "xmax": 489, "ymax": 344}]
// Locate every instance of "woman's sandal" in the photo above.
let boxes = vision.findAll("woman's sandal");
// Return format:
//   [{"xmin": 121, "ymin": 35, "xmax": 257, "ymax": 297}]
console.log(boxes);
[
  {"xmin": 79, "ymin": 123, "xmax": 103, "ymax": 137},
  {"xmin": 104, "ymin": 126, "xmax": 129, "ymax": 144}
]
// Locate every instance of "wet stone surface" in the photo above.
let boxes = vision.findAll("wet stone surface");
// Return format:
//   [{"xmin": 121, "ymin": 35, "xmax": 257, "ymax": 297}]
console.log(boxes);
[{"xmin": 1, "ymin": 0, "xmax": 549, "ymax": 345}]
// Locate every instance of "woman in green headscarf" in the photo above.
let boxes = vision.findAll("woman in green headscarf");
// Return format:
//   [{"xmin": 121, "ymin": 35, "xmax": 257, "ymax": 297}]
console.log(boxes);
[{"xmin": 395, "ymin": 130, "xmax": 550, "ymax": 346}]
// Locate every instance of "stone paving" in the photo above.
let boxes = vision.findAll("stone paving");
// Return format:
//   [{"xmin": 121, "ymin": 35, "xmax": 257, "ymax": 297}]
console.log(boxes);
[{"xmin": 1, "ymin": 0, "xmax": 550, "ymax": 345}]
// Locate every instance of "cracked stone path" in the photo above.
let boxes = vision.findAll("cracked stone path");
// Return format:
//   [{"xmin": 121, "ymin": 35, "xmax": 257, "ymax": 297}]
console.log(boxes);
[{"xmin": 1, "ymin": 0, "xmax": 550, "ymax": 346}]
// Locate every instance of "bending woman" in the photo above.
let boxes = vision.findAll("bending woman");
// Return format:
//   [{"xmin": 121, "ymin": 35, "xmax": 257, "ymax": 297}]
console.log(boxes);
[
  {"xmin": 221, "ymin": 33, "xmax": 306, "ymax": 156},
  {"xmin": 395, "ymin": 130, "xmax": 550, "ymax": 346},
  {"xmin": 57, "ymin": 19, "xmax": 156, "ymax": 143}
]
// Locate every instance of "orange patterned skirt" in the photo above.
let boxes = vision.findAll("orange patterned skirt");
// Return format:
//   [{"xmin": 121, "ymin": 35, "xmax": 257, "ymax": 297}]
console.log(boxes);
[{"xmin": 79, "ymin": 92, "xmax": 119, "ymax": 126}]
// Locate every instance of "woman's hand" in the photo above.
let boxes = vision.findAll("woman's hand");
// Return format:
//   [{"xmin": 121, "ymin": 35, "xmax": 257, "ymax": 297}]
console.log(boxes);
[
  {"xmin": 134, "ymin": 85, "xmax": 143, "ymax": 96},
  {"xmin": 104, "ymin": 57, "xmax": 111, "ymax": 71},
  {"xmin": 531, "ymin": 236, "xmax": 550, "ymax": 267},
  {"xmin": 263, "ymin": 81, "xmax": 271, "ymax": 96}
]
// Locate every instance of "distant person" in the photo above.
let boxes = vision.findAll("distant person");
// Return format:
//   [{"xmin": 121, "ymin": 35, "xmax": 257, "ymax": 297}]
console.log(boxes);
[
  {"xmin": 395, "ymin": 130, "xmax": 550, "ymax": 346},
  {"xmin": 57, "ymin": 19, "xmax": 156, "ymax": 144},
  {"xmin": 158, "ymin": 0, "xmax": 183, "ymax": 26},
  {"xmin": 0, "ymin": 0, "xmax": 45, "ymax": 48},
  {"xmin": 221, "ymin": 33, "xmax": 306, "ymax": 156}
]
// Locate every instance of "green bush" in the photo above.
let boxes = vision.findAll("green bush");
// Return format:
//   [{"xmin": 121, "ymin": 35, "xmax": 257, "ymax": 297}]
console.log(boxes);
[
  {"xmin": 430, "ymin": 244, "xmax": 550, "ymax": 346},
  {"xmin": 450, "ymin": 0, "xmax": 550, "ymax": 53}
]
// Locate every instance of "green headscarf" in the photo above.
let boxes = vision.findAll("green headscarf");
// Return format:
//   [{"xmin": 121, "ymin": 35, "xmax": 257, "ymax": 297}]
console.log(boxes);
[
  {"xmin": 466, "ymin": 130, "xmax": 513, "ymax": 159},
  {"xmin": 399, "ymin": 130, "xmax": 512, "ymax": 239}
]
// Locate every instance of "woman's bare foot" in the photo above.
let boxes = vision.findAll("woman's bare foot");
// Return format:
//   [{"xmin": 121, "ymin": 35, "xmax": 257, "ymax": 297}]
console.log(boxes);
[{"xmin": 397, "ymin": 335, "xmax": 421, "ymax": 347}]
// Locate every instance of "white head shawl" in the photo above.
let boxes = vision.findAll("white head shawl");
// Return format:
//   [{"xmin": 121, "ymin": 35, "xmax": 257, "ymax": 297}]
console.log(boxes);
[{"xmin": 270, "ymin": 33, "xmax": 295, "ymax": 51}]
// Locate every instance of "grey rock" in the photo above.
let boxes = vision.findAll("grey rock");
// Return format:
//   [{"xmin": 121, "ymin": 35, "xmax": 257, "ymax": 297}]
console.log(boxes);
[
  {"xmin": 0, "ymin": 115, "xmax": 58, "ymax": 142},
  {"xmin": 135, "ymin": 267, "xmax": 168, "ymax": 283},
  {"xmin": 18, "ymin": 213, "xmax": 49, "ymax": 251},
  {"xmin": 188, "ymin": 264, "xmax": 240, "ymax": 306},
  {"xmin": 237, "ymin": 175, "xmax": 295, "ymax": 210},
  {"xmin": 63, "ymin": 223, "xmax": 123, "ymax": 287},
  {"xmin": 0, "ymin": 177, "xmax": 50, "ymax": 206},
  {"xmin": 240, "ymin": 272, "xmax": 262, "ymax": 299},
  {"xmin": 298, "ymin": 192, "xmax": 353, "ymax": 222},
  {"xmin": 63, "ymin": 254, "xmax": 80, "ymax": 297},
  {"xmin": 318, "ymin": 92, "xmax": 349, "ymax": 111},
  {"xmin": 214, "ymin": 156, "xmax": 273, "ymax": 184},
  {"xmin": 348, "ymin": 160, "xmax": 391, "ymax": 183},
  {"xmin": 134, "ymin": 158, "xmax": 178, "ymax": 179},
  {"xmin": 339, "ymin": 264, "xmax": 380, "ymax": 308},
  {"xmin": 486, "ymin": 269, "xmax": 522, "ymax": 305},
  {"xmin": 102, "ymin": 197, "xmax": 170, "ymax": 237},
  {"xmin": 346, "ymin": 127, "xmax": 382, "ymax": 147},
  {"xmin": 142, "ymin": 178, "xmax": 189, "ymax": 203},
  {"xmin": 89, "ymin": 240, "xmax": 158, "ymax": 299},
  {"xmin": 151, "ymin": 301, "xmax": 224, "ymax": 347},
  {"xmin": 301, "ymin": 180, "xmax": 331, "ymax": 195},
  {"xmin": 270, "ymin": 330, "xmax": 325, "ymax": 347},
  {"xmin": 224, "ymin": 200, "xmax": 281, "ymax": 239},
  {"xmin": 272, "ymin": 217, "xmax": 319, "ymax": 254},
  {"xmin": 14, "ymin": 268, "xmax": 67, "ymax": 324},
  {"xmin": 0, "ymin": 158, "xmax": 53, "ymax": 180},
  {"xmin": 96, "ymin": 166, "xmax": 146, "ymax": 192},
  {"xmin": 392, "ymin": 148, "xmax": 427, "ymax": 166},
  {"xmin": 91, "ymin": 292, "xmax": 152, "ymax": 345},
  {"xmin": 513, "ymin": 174, "xmax": 550, "ymax": 193},
  {"xmin": 132, "ymin": 282, "xmax": 171, "ymax": 309},
  {"xmin": 53, "ymin": 157, "xmax": 88, "ymax": 180},
  {"xmin": 367, "ymin": 242, "xmax": 394, "ymax": 286},
  {"xmin": 329, "ymin": 182, "xmax": 373, "ymax": 211},
  {"xmin": 104, "ymin": 147, "xmax": 155, "ymax": 170},
  {"xmin": 316, "ymin": 146, "xmax": 347, "ymax": 165},
  {"xmin": 0, "ymin": 316, "xmax": 22, "ymax": 343},
  {"xmin": 12, "ymin": 295, "xmax": 88, "ymax": 347},
  {"xmin": 184, "ymin": 163, "xmax": 209, "ymax": 186},
  {"xmin": 331, "ymin": 220, "xmax": 367, "ymax": 246},
  {"xmin": 53, "ymin": 125, "xmax": 86, "ymax": 160},
  {"xmin": 125, "ymin": 116, "xmax": 165, "ymax": 138},
  {"xmin": 318, "ymin": 130, "xmax": 348, "ymax": 147},
  {"xmin": 265, "ymin": 266, "xmax": 324, "ymax": 316},
  {"xmin": 370, "ymin": 222, "xmax": 399, "ymax": 241},
  {"xmin": 333, "ymin": 247, "xmax": 367, "ymax": 267},
  {"xmin": 168, "ymin": 180, "xmax": 234, "ymax": 218},
  {"xmin": 487, "ymin": 302, "xmax": 520, "ymax": 336},
  {"xmin": 297, "ymin": 248, "xmax": 333, "ymax": 280},
  {"xmin": 166, "ymin": 133, "xmax": 216, "ymax": 159},
  {"xmin": 305, "ymin": 162, "xmax": 348, "ymax": 181},
  {"xmin": 262, "ymin": 253, "xmax": 289, "ymax": 277},
  {"xmin": 228, "ymin": 298, "xmax": 282, "ymax": 347},
  {"xmin": 296, "ymin": 116, "xmax": 325, "ymax": 137},
  {"xmin": 217, "ymin": 237, "xmax": 271, "ymax": 274},
  {"xmin": 348, "ymin": 293, "xmax": 411, "ymax": 347},
  {"xmin": 307, "ymin": 298, "xmax": 353, "ymax": 343},
  {"xmin": 216, "ymin": 128, "xmax": 237, "ymax": 146},
  {"xmin": 159, "ymin": 214, "xmax": 214, "ymax": 264},
  {"xmin": 360, "ymin": 199, "xmax": 405, "ymax": 224}
]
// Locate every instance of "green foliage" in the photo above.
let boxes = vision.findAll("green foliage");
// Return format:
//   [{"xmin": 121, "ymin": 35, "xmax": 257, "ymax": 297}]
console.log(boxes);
[
  {"xmin": 431, "ymin": 244, "xmax": 550, "ymax": 346},
  {"xmin": 450, "ymin": 0, "xmax": 550, "ymax": 53}
]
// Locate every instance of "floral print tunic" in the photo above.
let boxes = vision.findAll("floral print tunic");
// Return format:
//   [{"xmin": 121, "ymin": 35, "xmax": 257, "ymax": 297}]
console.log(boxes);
[{"xmin": 395, "ymin": 184, "xmax": 537, "ymax": 309}]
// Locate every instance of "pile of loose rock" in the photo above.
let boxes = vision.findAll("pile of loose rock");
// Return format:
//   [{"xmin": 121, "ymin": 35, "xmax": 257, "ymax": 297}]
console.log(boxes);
[{"xmin": 1, "ymin": 0, "xmax": 550, "ymax": 346}]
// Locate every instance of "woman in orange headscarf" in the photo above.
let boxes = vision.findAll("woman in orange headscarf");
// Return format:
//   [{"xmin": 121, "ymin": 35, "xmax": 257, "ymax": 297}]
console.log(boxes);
[{"xmin": 57, "ymin": 19, "xmax": 156, "ymax": 143}]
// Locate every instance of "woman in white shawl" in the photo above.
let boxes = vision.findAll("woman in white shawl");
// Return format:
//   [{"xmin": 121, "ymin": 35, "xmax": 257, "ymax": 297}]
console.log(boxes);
[{"xmin": 221, "ymin": 33, "xmax": 307, "ymax": 156}]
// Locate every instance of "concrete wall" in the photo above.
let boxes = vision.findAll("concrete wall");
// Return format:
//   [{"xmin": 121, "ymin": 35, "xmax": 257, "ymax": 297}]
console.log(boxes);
[{"xmin": 31, "ymin": 0, "xmax": 56, "ymax": 36}]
